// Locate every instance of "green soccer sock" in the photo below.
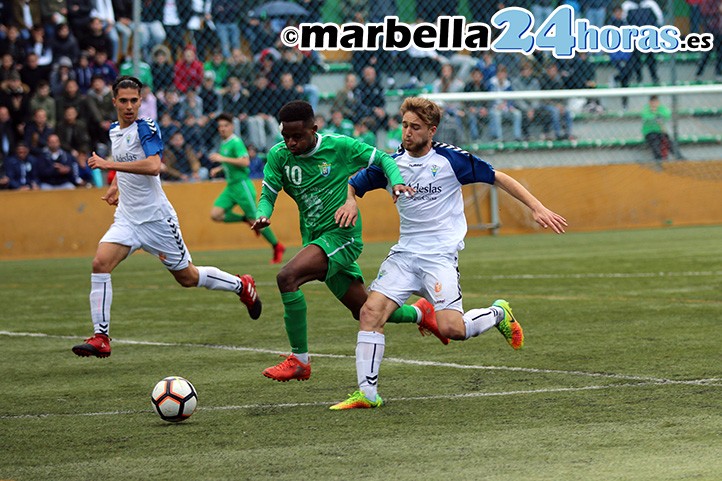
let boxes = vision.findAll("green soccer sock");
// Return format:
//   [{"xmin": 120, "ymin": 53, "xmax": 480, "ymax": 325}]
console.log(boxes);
[
  {"xmin": 261, "ymin": 227, "xmax": 279, "ymax": 247},
  {"xmin": 387, "ymin": 304, "xmax": 419, "ymax": 324},
  {"xmin": 281, "ymin": 290, "xmax": 308, "ymax": 354},
  {"xmin": 224, "ymin": 212, "xmax": 247, "ymax": 223}
]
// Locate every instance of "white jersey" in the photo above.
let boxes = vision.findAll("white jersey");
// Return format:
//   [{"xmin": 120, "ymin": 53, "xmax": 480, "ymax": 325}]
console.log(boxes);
[
  {"xmin": 350, "ymin": 142, "xmax": 496, "ymax": 254},
  {"xmin": 110, "ymin": 117, "xmax": 176, "ymax": 224}
]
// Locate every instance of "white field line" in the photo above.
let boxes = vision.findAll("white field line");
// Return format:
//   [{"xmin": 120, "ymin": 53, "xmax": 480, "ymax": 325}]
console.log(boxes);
[
  {"xmin": 0, "ymin": 381, "xmax": 702, "ymax": 420},
  {"xmin": 2, "ymin": 331, "xmax": 721, "ymax": 388},
  {"xmin": 467, "ymin": 270, "xmax": 722, "ymax": 281}
]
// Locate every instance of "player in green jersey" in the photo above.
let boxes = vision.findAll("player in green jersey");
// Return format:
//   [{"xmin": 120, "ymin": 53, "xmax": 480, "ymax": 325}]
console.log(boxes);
[
  {"xmin": 210, "ymin": 113, "xmax": 285, "ymax": 264},
  {"xmin": 251, "ymin": 100, "xmax": 449, "ymax": 382}
]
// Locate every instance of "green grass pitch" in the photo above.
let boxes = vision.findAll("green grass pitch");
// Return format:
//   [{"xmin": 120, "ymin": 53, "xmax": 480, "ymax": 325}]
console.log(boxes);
[{"xmin": 1, "ymin": 226, "xmax": 721, "ymax": 480}]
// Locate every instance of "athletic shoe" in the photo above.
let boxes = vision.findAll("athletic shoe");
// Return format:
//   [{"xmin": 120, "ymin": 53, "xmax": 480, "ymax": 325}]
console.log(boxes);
[
  {"xmin": 271, "ymin": 242, "xmax": 286, "ymax": 264},
  {"xmin": 72, "ymin": 334, "xmax": 111, "ymax": 358},
  {"xmin": 237, "ymin": 274, "xmax": 262, "ymax": 320},
  {"xmin": 413, "ymin": 298, "xmax": 450, "ymax": 345},
  {"xmin": 493, "ymin": 299, "xmax": 524, "ymax": 350},
  {"xmin": 329, "ymin": 390, "xmax": 384, "ymax": 410},
  {"xmin": 262, "ymin": 354, "xmax": 311, "ymax": 381}
]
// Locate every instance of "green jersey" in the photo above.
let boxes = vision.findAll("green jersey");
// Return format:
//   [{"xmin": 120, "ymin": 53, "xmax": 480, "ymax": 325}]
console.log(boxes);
[
  {"xmin": 257, "ymin": 133, "xmax": 406, "ymax": 242},
  {"xmin": 219, "ymin": 134, "xmax": 250, "ymax": 185}
]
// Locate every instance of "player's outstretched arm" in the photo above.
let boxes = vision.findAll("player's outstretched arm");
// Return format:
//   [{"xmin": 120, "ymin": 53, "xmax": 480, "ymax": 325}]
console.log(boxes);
[
  {"xmin": 89, "ymin": 152, "xmax": 162, "ymax": 176},
  {"xmin": 494, "ymin": 171, "xmax": 567, "ymax": 234}
]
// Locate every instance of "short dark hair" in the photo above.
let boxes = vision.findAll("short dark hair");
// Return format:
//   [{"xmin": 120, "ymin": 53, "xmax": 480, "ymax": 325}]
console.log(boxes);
[
  {"xmin": 217, "ymin": 112, "xmax": 234, "ymax": 123},
  {"xmin": 112, "ymin": 75, "xmax": 142, "ymax": 96},
  {"xmin": 278, "ymin": 100, "xmax": 314, "ymax": 125}
]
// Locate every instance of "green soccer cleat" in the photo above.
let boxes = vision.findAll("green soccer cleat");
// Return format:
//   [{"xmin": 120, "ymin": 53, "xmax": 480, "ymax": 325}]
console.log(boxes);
[
  {"xmin": 493, "ymin": 299, "xmax": 524, "ymax": 350},
  {"xmin": 329, "ymin": 391, "xmax": 384, "ymax": 410}
]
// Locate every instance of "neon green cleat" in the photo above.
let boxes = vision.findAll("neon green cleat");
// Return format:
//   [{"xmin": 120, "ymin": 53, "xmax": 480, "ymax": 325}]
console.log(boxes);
[
  {"xmin": 329, "ymin": 391, "xmax": 384, "ymax": 410},
  {"xmin": 493, "ymin": 299, "xmax": 524, "ymax": 350}
]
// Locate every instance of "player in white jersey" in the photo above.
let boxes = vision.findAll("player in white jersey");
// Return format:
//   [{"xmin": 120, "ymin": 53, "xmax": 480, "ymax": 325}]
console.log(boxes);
[
  {"xmin": 72, "ymin": 76, "xmax": 262, "ymax": 358},
  {"xmin": 330, "ymin": 97, "xmax": 567, "ymax": 409}
]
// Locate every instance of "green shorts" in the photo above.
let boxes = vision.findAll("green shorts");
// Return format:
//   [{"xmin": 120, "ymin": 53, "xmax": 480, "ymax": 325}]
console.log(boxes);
[
  {"xmin": 213, "ymin": 181, "xmax": 258, "ymax": 218},
  {"xmin": 309, "ymin": 228, "xmax": 364, "ymax": 300}
]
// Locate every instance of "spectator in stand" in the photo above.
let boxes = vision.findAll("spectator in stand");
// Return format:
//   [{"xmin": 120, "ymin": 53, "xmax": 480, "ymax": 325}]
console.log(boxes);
[
  {"xmin": 27, "ymin": 25, "xmax": 54, "ymax": 67},
  {"xmin": 159, "ymin": 111, "xmax": 181, "ymax": 141},
  {"xmin": 695, "ymin": 0, "xmax": 722, "ymax": 80},
  {"xmin": 162, "ymin": 0, "xmax": 191, "ymax": 58},
  {"xmin": 158, "ymin": 87, "xmax": 184, "ymax": 120},
  {"xmin": 432, "ymin": 63, "xmax": 466, "ymax": 141},
  {"xmin": 150, "ymin": 45, "xmax": 174, "ymax": 92},
  {"xmin": 353, "ymin": 65, "xmax": 387, "ymax": 131},
  {"xmin": 226, "ymin": 48, "xmax": 254, "ymax": 88},
  {"xmin": 173, "ymin": 45, "xmax": 204, "ymax": 94},
  {"xmin": 0, "ymin": 54, "xmax": 18, "ymax": 84},
  {"xmin": 119, "ymin": 55, "xmax": 153, "ymax": 89},
  {"xmin": 12, "ymin": 0, "xmax": 42, "ymax": 37},
  {"xmin": 642, "ymin": 95, "xmax": 672, "ymax": 161},
  {"xmin": 301, "ymin": 0, "xmax": 324, "ymax": 22},
  {"xmin": 0, "ymin": 71, "xmax": 31, "ymax": 131},
  {"xmin": 332, "ymin": 72, "xmax": 359, "ymax": 122},
  {"xmin": 36, "ymin": 133, "xmax": 78, "ymax": 189},
  {"xmin": 213, "ymin": 0, "xmax": 243, "ymax": 59},
  {"xmin": 204, "ymin": 50, "xmax": 229, "ymax": 89},
  {"xmin": 113, "ymin": 0, "xmax": 134, "ymax": 61},
  {"xmin": 56, "ymin": 105, "xmax": 91, "ymax": 158},
  {"xmin": 245, "ymin": 18, "xmax": 279, "ymax": 58},
  {"xmin": 625, "ymin": 0, "xmax": 662, "ymax": 84},
  {"xmin": 276, "ymin": 47, "xmax": 321, "ymax": 111},
  {"xmin": 199, "ymin": 71, "xmax": 221, "ymax": 120},
  {"xmin": 162, "ymin": 131, "xmax": 202, "ymax": 182},
  {"xmin": 85, "ymin": 74, "xmax": 115, "ymax": 151},
  {"xmin": 688, "ymin": 0, "xmax": 704, "ymax": 33},
  {"xmin": 477, "ymin": 51, "xmax": 497, "ymax": 88},
  {"xmin": 274, "ymin": 72, "xmax": 304, "ymax": 115},
  {"xmin": 181, "ymin": 111, "xmax": 207, "ymax": 154},
  {"xmin": 487, "ymin": 64, "xmax": 523, "ymax": 142},
  {"xmin": 0, "ymin": 106, "xmax": 17, "ymax": 164},
  {"xmin": 245, "ymin": 75, "xmax": 280, "ymax": 152},
  {"xmin": 29, "ymin": 80, "xmax": 56, "ymax": 129},
  {"xmin": 0, "ymin": 25, "xmax": 28, "ymax": 66},
  {"xmin": 79, "ymin": 16, "xmax": 113, "ymax": 57},
  {"xmin": 2, "ymin": 142, "xmax": 38, "ymax": 190},
  {"xmin": 187, "ymin": 0, "xmax": 215, "ymax": 61},
  {"xmin": 327, "ymin": 109, "xmax": 355, "ymax": 137},
  {"xmin": 384, "ymin": 114, "xmax": 402, "ymax": 152},
  {"xmin": 246, "ymin": 143, "xmax": 264, "ymax": 179},
  {"xmin": 539, "ymin": 61, "xmax": 574, "ymax": 140},
  {"xmin": 138, "ymin": 84, "xmax": 158, "ymax": 120},
  {"xmin": 40, "ymin": 0, "xmax": 69, "ymax": 39},
  {"xmin": 67, "ymin": 0, "xmax": 94, "ymax": 39},
  {"xmin": 21, "ymin": 52, "xmax": 52, "ymax": 95},
  {"xmin": 512, "ymin": 60, "xmax": 547, "ymax": 141},
  {"xmin": 463, "ymin": 67, "xmax": 490, "ymax": 142},
  {"xmin": 24, "ymin": 107, "xmax": 54, "ymax": 155},
  {"xmin": 417, "ymin": 0, "xmax": 456, "ymax": 19},
  {"xmin": 55, "ymin": 79, "xmax": 86, "ymax": 126},
  {"xmin": 355, "ymin": 117, "xmax": 377, "ymax": 147},
  {"xmin": 74, "ymin": 51, "xmax": 93, "ymax": 93},
  {"xmin": 583, "ymin": 0, "xmax": 608, "ymax": 27},
  {"xmin": 559, "ymin": 51, "xmax": 602, "ymax": 114},
  {"xmin": 90, "ymin": 49, "xmax": 118, "ymax": 84},
  {"xmin": 221, "ymin": 76, "xmax": 248, "ymax": 132},
  {"xmin": 139, "ymin": 0, "xmax": 166, "ymax": 62},
  {"xmin": 51, "ymin": 22, "xmax": 81, "ymax": 64}
]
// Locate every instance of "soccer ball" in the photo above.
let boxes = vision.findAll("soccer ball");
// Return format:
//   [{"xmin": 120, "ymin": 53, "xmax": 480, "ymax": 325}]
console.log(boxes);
[{"xmin": 150, "ymin": 376, "xmax": 198, "ymax": 422}]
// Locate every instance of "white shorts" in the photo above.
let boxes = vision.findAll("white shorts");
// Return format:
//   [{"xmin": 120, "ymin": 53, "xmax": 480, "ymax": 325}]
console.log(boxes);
[
  {"xmin": 369, "ymin": 250, "xmax": 463, "ymax": 313},
  {"xmin": 100, "ymin": 215, "xmax": 192, "ymax": 271}
]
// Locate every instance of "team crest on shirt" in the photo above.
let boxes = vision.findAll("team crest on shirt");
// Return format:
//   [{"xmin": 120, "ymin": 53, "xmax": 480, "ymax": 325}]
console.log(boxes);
[
  {"xmin": 125, "ymin": 134, "xmax": 133, "ymax": 145},
  {"xmin": 318, "ymin": 161, "xmax": 332, "ymax": 177},
  {"xmin": 377, "ymin": 269, "xmax": 387, "ymax": 279},
  {"xmin": 430, "ymin": 164, "xmax": 440, "ymax": 177},
  {"xmin": 434, "ymin": 281, "xmax": 442, "ymax": 293}
]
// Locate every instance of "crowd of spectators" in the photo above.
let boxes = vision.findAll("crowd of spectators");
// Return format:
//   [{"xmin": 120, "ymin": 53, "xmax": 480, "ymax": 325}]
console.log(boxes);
[{"xmin": 0, "ymin": 0, "xmax": 714, "ymax": 190}]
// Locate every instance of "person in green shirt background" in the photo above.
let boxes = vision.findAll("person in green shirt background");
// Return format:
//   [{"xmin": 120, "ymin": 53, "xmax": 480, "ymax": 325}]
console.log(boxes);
[
  {"xmin": 210, "ymin": 112, "xmax": 285, "ymax": 264},
  {"xmin": 251, "ymin": 100, "xmax": 448, "ymax": 384},
  {"xmin": 641, "ymin": 95, "xmax": 672, "ymax": 161}
]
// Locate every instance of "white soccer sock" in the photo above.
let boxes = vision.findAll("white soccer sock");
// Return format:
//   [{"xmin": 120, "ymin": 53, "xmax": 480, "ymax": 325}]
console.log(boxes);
[
  {"xmin": 356, "ymin": 331, "xmax": 385, "ymax": 400},
  {"xmin": 90, "ymin": 273, "xmax": 112, "ymax": 336},
  {"xmin": 196, "ymin": 266, "xmax": 242, "ymax": 293},
  {"xmin": 412, "ymin": 305, "xmax": 422, "ymax": 324},
  {"xmin": 462, "ymin": 307, "xmax": 502, "ymax": 339},
  {"xmin": 294, "ymin": 353, "xmax": 309, "ymax": 364}
]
